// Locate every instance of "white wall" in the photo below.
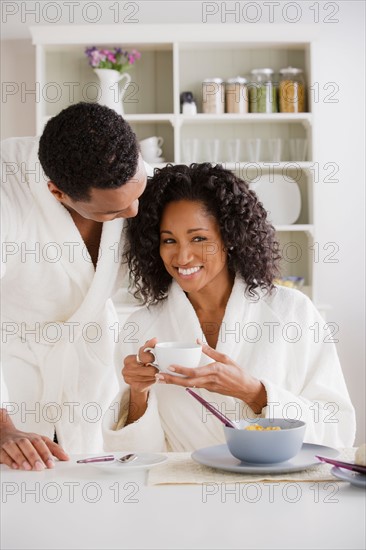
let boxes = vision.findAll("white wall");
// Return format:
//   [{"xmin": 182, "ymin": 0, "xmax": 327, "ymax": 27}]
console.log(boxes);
[
  {"xmin": 1, "ymin": 1, "xmax": 365, "ymax": 444},
  {"xmin": 0, "ymin": 39, "xmax": 36, "ymax": 137}
]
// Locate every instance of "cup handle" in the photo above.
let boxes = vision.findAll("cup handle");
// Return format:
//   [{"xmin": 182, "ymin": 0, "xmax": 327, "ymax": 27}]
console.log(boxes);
[
  {"xmin": 157, "ymin": 137, "xmax": 164, "ymax": 147},
  {"xmin": 143, "ymin": 347, "xmax": 159, "ymax": 368}
]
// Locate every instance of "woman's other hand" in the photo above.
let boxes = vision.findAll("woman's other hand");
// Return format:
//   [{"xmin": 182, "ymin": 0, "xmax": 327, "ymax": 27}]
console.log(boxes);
[
  {"xmin": 122, "ymin": 337, "xmax": 159, "ymax": 394},
  {"xmin": 155, "ymin": 341, "xmax": 267, "ymax": 414}
]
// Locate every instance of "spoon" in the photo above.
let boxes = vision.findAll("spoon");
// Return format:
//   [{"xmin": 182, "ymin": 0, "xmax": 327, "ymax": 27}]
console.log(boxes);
[
  {"xmin": 116, "ymin": 453, "xmax": 138, "ymax": 464},
  {"xmin": 185, "ymin": 388, "xmax": 239, "ymax": 429}
]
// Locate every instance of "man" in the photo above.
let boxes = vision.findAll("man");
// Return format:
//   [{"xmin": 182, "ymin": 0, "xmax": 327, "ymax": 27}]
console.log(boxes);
[{"xmin": 0, "ymin": 102, "xmax": 149, "ymax": 470}]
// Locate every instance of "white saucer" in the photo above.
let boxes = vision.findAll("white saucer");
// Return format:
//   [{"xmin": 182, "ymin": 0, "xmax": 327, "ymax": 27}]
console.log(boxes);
[
  {"xmin": 146, "ymin": 157, "xmax": 165, "ymax": 164},
  {"xmin": 331, "ymin": 466, "xmax": 366, "ymax": 488},
  {"xmin": 250, "ymin": 174, "xmax": 301, "ymax": 225},
  {"xmin": 88, "ymin": 453, "xmax": 167, "ymax": 473},
  {"xmin": 192, "ymin": 443, "xmax": 339, "ymax": 474}
]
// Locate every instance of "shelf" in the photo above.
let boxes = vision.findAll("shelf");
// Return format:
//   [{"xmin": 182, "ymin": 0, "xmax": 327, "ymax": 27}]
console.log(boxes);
[
  {"xmin": 275, "ymin": 224, "xmax": 314, "ymax": 235},
  {"xmin": 33, "ymin": 29, "xmax": 315, "ymax": 302},
  {"xmin": 223, "ymin": 162, "xmax": 313, "ymax": 170},
  {"xmin": 125, "ymin": 114, "xmax": 175, "ymax": 123},
  {"xmin": 178, "ymin": 114, "xmax": 312, "ymax": 126}
]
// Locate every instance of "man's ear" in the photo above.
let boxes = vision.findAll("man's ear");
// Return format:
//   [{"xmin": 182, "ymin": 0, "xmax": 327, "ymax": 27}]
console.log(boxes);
[{"xmin": 47, "ymin": 181, "xmax": 67, "ymax": 202}]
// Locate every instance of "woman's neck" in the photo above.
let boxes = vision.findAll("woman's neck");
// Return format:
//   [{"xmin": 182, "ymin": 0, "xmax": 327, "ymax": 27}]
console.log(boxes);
[{"xmin": 187, "ymin": 271, "xmax": 235, "ymax": 315}]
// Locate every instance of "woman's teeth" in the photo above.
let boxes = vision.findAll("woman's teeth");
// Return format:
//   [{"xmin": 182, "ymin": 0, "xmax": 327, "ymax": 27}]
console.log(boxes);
[{"xmin": 178, "ymin": 266, "xmax": 202, "ymax": 276}]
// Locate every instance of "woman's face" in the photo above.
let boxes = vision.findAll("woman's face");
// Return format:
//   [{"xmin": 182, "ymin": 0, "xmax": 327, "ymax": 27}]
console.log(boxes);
[{"xmin": 159, "ymin": 200, "xmax": 231, "ymax": 294}]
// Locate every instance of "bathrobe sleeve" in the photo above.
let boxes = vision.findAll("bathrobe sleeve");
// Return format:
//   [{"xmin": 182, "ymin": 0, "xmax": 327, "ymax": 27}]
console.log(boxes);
[
  {"xmin": 102, "ymin": 307, "xmax": 167, "ymax": 452},
  {"xmin": 259, "ymin": 289, "xmax": 356, "ymax": 447},
  {"xmin": 1, "ymin": 137, "xmax": 35, "ymax": 279}
]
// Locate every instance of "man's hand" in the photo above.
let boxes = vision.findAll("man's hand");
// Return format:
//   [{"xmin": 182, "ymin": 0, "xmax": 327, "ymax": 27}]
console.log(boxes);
[{"xmin": 0, "ymin": 410, "xmax": 69, "ymax": 470}]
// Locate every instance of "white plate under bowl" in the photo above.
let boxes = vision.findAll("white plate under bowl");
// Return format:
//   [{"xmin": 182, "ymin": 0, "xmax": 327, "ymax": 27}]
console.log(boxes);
[
  {"xmin": 192, "ymin": 443, "xmax": 339, "ymax": 475},
  {"xmin": 250, "ymin": 174, "xmax": 301, "ymax": 225},
  {"xmin": 331, "ymin": 466, "xmax": 366, "ymax": 488},
  {"xmin": 88, "ymin": 453, "xmax": 167, "ymax": 473}
]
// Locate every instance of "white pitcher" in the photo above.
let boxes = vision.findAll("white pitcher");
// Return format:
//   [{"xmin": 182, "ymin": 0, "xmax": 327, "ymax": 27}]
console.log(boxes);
[{"xmin": 94, "ymin": 68, "xmax": 132, "ymax": 116}]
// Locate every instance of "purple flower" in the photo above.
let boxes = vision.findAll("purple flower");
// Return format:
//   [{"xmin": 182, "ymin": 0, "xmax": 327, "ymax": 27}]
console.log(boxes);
[{"xmin": 85, "ymin": 45, "xmax": 141, "ymax": 72}]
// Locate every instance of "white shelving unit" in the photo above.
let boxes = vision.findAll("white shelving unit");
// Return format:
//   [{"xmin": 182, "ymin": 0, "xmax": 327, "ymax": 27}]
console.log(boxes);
[{"xmin": 30, "ymin": 25, "xmax": 317, "ymax": 304}]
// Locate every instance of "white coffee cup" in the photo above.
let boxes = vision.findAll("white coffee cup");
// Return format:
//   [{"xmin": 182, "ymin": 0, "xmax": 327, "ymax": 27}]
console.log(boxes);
[
  {"xmin": 140, "ymin": 136, "xmax": 164, "ymax": 162},
  {"xmin": 140, "ymin": 136, "xmax": 164, "ymax": 148},
  {"xmin": 144, "ymin": 341, "xmax": 202, "ymax": 378}
]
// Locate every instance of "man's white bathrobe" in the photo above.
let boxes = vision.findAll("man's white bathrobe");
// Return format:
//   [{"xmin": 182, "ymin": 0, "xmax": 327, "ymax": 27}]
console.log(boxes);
[
  {"xmin": 1, "ymin": 137, "xmax": 148, "ymax": 453},
  {"xmin": 103, "ymin": 278, "xmax": 356, "ymax": 451}
]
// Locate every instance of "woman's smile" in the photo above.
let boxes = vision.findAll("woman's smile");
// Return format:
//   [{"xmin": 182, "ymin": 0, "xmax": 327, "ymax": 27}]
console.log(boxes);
[{"xmin": 176, "ymin": 265, "xmax": 203, "ymax": 278}]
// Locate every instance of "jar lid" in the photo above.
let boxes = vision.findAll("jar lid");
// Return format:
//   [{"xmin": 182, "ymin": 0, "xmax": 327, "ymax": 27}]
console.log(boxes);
[
  {"xmin": 279, "ymin": 66, "xmax": 303, "ymax": 75},
  {"xmin": 203, "ymin": 77, "xmax": 224, "ymax": 83},
  {"xmin": 226, "ymin": 76, "xmax": 248, "ymax": 84},
  {"xmin": 180, "ymin": 91, "xmax": 194, "ymax": 103},
  {"xmin": 251, "ymin": 68, "xmax": 274, "ymax": 75}
]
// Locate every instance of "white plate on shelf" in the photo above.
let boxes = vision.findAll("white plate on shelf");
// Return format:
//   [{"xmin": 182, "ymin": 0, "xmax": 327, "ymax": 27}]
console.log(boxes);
[
  {"xmin": 331, "ymin": 466, "xmax": 366, "ymax": 488},
  {"xmin": 192, "ymin": 443, "xmax": 339, "ymax": 475},
  {"xmin": 250, "ymin": 174, "xmax": 301, "ymax": 225},
  {"xmin": 87, "ymin": 453, "xmax": 167, "ymax": 473}
]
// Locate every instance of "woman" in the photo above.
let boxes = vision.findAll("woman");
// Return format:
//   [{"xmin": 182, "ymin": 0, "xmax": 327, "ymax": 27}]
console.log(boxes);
[{"xmin": 103, "ymin": 163, "xmax": 355, "ymax": 451}]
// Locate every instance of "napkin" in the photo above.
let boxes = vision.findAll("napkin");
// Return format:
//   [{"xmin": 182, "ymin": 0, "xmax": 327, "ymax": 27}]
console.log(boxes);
[{"xmin": 147, "ymin": 448, "xmax": 356, "ymax": 486}]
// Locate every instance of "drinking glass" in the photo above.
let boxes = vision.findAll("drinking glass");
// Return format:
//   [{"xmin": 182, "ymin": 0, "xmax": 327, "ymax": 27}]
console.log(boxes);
[
  {"xmin": 182, "ymin": 138, "xmax": 200, "ymax": 163},
  {"xmin": 244, "ymin": 138, "xmax": 261, "ymax": 162},
  {"xmin": 289, "ymin": 138, "xmax": 307, "ymax": 161},
  {"xmin": 225, "ymin": 138, "xmax": 241, "ymax": 163},
  {"xmin": 203, "ymin": 138, "xmax": 221, "ymax": 162},
  {"xmin": 267, "ymin": 138, "xmax": 282, "ymax": 162}
]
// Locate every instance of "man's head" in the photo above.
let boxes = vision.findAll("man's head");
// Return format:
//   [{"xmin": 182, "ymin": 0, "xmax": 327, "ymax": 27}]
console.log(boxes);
[{"xmin": 38, "ymin": 102, "xmax": 147, "ymax": 221}]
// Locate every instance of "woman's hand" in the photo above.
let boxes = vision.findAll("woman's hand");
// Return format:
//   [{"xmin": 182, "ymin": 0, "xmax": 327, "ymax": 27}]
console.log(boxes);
[
  {"xmin": 122, "ymin": 337, "xmax": 159, "ymax": 394},
  {"xmin": 0, "ymin": 423, "xmax": 69, "ymax": 471},
  {"xmin": 122, "ymin": 338, "xmax": 159, "ymax": 425},
  {"xmin": 156, "ymin": 341, "xmax": 267, "ymax": 414}
]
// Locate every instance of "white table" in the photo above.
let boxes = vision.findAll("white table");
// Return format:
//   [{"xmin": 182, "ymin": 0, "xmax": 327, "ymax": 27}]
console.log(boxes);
[{"xmin": 1, "ymin": 456, "xmax": 365, "ymax": 550}]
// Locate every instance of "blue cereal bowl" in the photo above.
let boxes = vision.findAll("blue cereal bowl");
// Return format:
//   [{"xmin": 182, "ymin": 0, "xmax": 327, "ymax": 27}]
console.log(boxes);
[{"xmin": 224, "ymin": 418, "xmax": 306, "ymax": 464}]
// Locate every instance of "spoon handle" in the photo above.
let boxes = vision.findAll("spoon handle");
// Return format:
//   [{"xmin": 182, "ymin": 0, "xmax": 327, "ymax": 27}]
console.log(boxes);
[
  {"xmin": 185, "ymin": 388, "xmax": 238, "ymax": 429},
  {"xmin": 316, "ymin": 455, "xmax": 366, "ymax": 474},
  {"xmin": 77, "ymin": 455, "xmax": 115, "ymax": 464}
]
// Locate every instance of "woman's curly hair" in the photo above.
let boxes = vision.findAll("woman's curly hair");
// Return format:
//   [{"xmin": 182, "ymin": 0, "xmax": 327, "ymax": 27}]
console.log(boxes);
[{"xmin": 125, "ymin": 163, "xmax": 281, "ymax": 304}]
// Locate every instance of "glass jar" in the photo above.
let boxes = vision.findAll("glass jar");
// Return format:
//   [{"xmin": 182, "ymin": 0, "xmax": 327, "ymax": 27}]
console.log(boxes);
[
  {"xmin": 225, "ymin": 76, "xmax": 248, "ymax": 114},
  {"xmin": 202, "ymin": 78, "xmax": 225, "ymax": 114},
  {"xmin": 249, "ymin": 68, "xmax": 278, "ymax": 113},
  {"xmin": 279, "ymin": 67, "xmax": 306, "ymax": 113}
]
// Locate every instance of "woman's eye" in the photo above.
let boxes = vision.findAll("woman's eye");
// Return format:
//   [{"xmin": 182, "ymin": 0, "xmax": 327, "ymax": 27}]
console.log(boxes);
[
  {"xmin": 162, "ymin": 238, "xmax": 175, "ymax": 244},
  {"xmin": 192, "ymin": 236, "xmax": 207, "ymax": 242}
]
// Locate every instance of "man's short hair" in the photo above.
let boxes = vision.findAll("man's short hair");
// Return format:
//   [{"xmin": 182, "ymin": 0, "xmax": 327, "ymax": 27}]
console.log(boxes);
[{"xmin": 38, "ymin": 102, "xmax": 139, "ymax": 201}]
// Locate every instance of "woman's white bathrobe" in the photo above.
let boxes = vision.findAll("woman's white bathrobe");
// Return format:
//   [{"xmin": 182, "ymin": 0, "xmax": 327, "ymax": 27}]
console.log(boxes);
[
  {"xmin": 103, "ymin": 278, "xmax": 356, "ymax": 451},
  {"xmin": 1, "ymin": 137, "xmax": 151, "ymax": 453}
]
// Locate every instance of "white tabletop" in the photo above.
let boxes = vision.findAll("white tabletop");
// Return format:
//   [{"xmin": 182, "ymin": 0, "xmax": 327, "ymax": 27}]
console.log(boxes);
[{"xmin": 1, "ymin": 455, "xmax": 365, "ymax": 550}]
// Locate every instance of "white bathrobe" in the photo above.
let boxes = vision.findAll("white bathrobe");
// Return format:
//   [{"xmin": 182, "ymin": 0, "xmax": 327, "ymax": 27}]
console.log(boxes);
[
  {"xmin": 103, "ymin": 278, "xmax": 356, "ymax": 451},
  {"xmin": 1, "ymin": 137, "xmax": 150, "ymax": 453}
]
